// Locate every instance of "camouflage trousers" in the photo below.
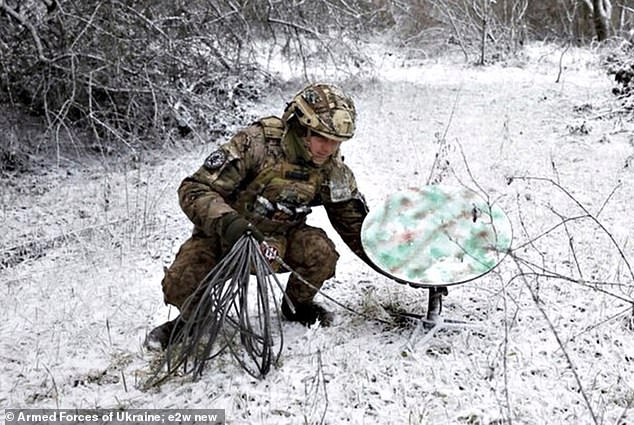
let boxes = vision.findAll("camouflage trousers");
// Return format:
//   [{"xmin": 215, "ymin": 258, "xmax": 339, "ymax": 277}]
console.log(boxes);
[{"xmin": 161, "ymin": 224, "xmax": 339, "ymax": 317}]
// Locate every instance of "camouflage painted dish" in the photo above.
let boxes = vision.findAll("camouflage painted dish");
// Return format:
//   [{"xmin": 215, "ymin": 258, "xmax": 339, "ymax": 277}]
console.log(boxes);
[{"xmin": 361, "ymin": 186, "xmax": 512, "ymax": 287}]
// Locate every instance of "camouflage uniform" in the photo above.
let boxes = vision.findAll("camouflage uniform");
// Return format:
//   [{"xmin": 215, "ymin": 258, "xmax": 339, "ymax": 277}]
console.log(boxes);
[
  {"xmin": 161, "ymin": 115, "xmax": 369, "ymax": 316},
  {"xmin": 144, "ymin": 83, "xmax": 371, "ymax": 349}
]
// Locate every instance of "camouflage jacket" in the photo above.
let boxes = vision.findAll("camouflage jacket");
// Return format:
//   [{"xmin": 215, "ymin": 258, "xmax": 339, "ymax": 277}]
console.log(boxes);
[{"xmin": 178, "ymin": 116, "xmax": 369, "ymax": 259}]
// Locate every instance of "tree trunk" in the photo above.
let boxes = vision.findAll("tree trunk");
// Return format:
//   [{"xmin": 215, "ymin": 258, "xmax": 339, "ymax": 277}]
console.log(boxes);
[{"xmin": 591, "ymin": 0, "xmax": 612, "ymax": 41}]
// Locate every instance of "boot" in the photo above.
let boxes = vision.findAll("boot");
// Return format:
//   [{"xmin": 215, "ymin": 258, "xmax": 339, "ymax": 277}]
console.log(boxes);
[
  {"xmin": 281, "ymin": 298, "xmax": 334, "ymax": 327},
  {"xmin": 144, "ymin": 316, "xmax": 185, "ymax": 351}
]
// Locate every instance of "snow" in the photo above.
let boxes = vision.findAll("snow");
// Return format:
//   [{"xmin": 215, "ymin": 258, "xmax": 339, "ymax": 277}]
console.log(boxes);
[{"xmin": 2, "ymin": 43, "xmax": 634, "ymax": 424}]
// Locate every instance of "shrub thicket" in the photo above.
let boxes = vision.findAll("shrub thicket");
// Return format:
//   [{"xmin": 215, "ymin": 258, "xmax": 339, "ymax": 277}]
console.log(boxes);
[
  {"xmin": 1, "ymin": 0, "xmax": 633, "ymax": 161},
  {"xmin": 604, "ymin": 42, "xmax": 634, "ymax": 113},
  {"xmin": 0, "ymin": 0, "xmax": 379, "ymax": 156}
]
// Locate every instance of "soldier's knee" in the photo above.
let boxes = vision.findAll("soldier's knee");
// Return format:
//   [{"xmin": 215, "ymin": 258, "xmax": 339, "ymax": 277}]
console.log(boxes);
[
  {"xmin": 159, "ymin": 236, "xmax": 219, "ymax": 310},
  {"xmin": 161, "ymin": 264, "xmax": 188, "ymax": 309},
  {"xmin": 305, "ymin": 231, "xmax": 338, "ymax": 273},
  {"xmin": 321, "ymin": 244, "xmax": 338, "ymax": 276}
]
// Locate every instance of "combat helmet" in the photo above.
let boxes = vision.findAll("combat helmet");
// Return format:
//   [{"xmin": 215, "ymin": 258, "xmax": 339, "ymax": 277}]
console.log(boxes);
[{"xmin": 282, "ymin": 83, "xmax": 356, "ymax": 142}]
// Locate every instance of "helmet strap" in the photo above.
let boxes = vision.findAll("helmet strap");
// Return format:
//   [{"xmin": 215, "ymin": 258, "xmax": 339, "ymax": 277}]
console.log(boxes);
[
  {"xmin": 281, "ymin": 103, "xmax": 294, "ymax": 124},
  {"xmin": 304, "ymin": 128, "xmax": 314, "ymax": 161}
]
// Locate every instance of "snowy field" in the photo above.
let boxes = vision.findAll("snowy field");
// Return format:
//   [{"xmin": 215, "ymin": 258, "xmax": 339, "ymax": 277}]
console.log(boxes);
[{"xmin": 1, "ymin": 43, "xmax": 634, "ymax": 424}]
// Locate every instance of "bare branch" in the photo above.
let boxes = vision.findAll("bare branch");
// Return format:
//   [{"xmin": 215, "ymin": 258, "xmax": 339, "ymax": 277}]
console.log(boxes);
[
  {"xmin": 0, "ymin": 0, "xmax": 49, "ymax": 62},
  {"xmin": 510, "ymin": 176, "xmax": 634, "ymax": 281},
  {"xmin": 510, "ymin": 255, "xmax": 600, "ymax": 425},
  {"xmin": 267, "ymin": 17, "xmax": 322, "ymax": 37}
]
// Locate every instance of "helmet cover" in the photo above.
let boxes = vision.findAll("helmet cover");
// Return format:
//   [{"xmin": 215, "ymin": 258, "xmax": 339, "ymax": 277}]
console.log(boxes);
[{"xmin": 283, "ymin": 83, "xmax": 356, "ymax": 142}]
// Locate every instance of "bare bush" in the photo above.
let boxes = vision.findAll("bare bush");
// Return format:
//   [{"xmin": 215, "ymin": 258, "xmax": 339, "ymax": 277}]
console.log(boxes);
[
  {"xmin": 438, "ymin": 0, "xmax": 529, "ymax": 64},
  {"xmin": 388, "ymin": 0, "xmax": 529, "ymax": 64},
  {"xmin": 2, "ymin": 0, "xmax": 634, "ymax": 164},
  {"xmin": 603, "ymin": 40, "xmax": 634, "ymax": 115},
  {"xmin": 390, "ymin": 0, "xmax": 634, "ymax": 63},
  {"xmin": 0, "ymin": 0, "xmax": 382, "ymax": 158}
]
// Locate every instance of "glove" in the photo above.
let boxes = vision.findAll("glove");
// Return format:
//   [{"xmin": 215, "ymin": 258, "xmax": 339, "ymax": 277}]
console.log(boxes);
[{"xmin": 221, "ymin": 213, "xmax": 264, "ymax": 247}]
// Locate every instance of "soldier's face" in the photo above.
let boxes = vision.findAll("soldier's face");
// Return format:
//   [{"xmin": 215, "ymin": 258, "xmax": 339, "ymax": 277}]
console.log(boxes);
[{"xmin": 307, "ymin": 135, "xmax": 340, "ymax": 165}]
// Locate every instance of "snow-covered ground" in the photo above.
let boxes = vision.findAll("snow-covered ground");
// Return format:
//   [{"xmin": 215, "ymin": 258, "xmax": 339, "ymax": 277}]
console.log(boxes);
[{"xmin": 2, "ymin": 43, "xmax": 633, "ymax": 424}]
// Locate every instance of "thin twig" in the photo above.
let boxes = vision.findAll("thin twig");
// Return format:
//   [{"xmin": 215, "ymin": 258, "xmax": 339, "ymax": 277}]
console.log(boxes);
[
  {"xmin": 555, "ymin": 41, "xmax": 570, "ymax": 83},
  {"xmin": 595, "ymin": 181, "xmax": 622, "ymax": 218},
  {"xmin": 565, "ymin": 305, "xmax": 632, "ymax": 343},
  {"xmin": 510, "ymin": 176, "xmax": 634, "ymax": 281},
  {"xmin": 546, "ymin": 205, "xmax": 584, "ymax": 279},
  {"xmin": 426, "ymin": 88, "xmax": 462, "ymax": 185},
  {"xmin": 267, "ymin": 17, "xmax": 322, "ymax": 37},
  {"xmin": 493, "ymin": 270, "xmax": 516, "ymax": 424},
  {"xmin": 511, "ymin": 213, "xmax": 589, "ymax": 251},
  {"xmin": 302, "ymin": 349, "xmax": 329, "ymax": 425},
  {"xmin": 508, "ymin": 255, "xmax": 633, "ymax": 304},
  {"xmin": 510, "ymin": 257, "xmax": 599, "ymax": 425}
]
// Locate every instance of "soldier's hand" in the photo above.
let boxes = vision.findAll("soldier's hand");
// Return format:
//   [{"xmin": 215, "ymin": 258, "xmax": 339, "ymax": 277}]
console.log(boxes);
[{"xmin": 221, "ymin": 213, "xmax": 264, "ymax": 247}]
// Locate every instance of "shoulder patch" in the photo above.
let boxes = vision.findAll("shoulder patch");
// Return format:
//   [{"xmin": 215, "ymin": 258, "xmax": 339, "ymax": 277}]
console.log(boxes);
[
  {"xmin": 324, "ymin": 162, "xmax": 357, "ymax": 202},
  {"xmin": 203, "ymin": 149, "xmax": 227, "ymax": 170},
  {"xmin": 329, "ymin": 179, "xmax": 354, "ymax": 202}
]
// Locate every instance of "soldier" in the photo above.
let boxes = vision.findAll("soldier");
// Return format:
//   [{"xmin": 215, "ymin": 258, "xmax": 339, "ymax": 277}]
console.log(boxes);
[{"xmin": 145, "ymin": 83, "xmax": 374, "ymax": 350}]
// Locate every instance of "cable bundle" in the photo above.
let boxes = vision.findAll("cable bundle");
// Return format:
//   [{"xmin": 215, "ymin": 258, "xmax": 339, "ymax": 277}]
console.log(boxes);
[{"xmin": 157, "ymin": 234, "xmax": 286, "ymax": 381}]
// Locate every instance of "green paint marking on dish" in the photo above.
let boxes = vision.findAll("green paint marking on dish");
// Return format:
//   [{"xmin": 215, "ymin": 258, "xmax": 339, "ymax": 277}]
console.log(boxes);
[{"xmin": 361, "ymin": 186, "xmax": 513, "ymax": 286}]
